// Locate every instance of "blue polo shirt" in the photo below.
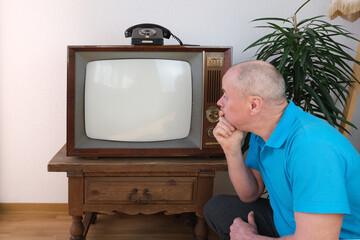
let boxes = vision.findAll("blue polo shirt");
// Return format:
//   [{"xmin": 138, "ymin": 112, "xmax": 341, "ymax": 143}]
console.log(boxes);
[{"xmin": 245, "ymin": 101, "xmax": 360, "ymax": 238}]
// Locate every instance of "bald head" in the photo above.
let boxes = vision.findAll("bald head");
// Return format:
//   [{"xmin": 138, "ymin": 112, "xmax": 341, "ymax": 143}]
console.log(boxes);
[{"xmin": 226, "ymin": 61, "xmax": 287, "ymax": 105}]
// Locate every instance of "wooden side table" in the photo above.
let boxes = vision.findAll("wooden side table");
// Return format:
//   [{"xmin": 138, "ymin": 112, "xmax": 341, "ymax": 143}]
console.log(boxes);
[{"xmin": 48, "ymin": 145, "xmax": 227, "ymax": 240}]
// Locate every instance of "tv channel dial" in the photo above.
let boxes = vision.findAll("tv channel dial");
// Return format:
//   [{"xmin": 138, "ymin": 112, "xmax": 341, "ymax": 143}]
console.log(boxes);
[
  {"xmin": 206, "ymin": 126, "xmax": 215, "ymax": 138},
  {"xmin": 206, "ymin": 106, "xmax": 220, "ymax": 123}
]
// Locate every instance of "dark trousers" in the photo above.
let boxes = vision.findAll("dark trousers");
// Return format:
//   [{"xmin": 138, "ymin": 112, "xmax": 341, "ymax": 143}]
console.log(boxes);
[{"xmin": 203, "ymin": 195, "xmax": 279, "ymax": 240}]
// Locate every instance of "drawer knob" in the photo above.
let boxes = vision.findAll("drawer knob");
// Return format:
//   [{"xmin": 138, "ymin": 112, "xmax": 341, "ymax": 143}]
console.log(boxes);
[
  {"xmin": 168, "ymin": 179, "xmax": 177, "ymax": 185},
  {"xmin": 128, "ymin": 188, "xmax": 152, "ymax": 204}
]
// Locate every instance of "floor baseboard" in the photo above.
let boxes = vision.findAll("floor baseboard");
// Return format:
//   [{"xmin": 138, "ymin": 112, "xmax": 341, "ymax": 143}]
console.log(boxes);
[{"xmin": 0, "ymin": 203, "xmax": 68, "ymax": 213}]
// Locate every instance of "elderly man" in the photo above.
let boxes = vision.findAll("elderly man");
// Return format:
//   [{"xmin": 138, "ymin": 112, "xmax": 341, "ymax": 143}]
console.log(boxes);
[{"xmin": 204, "ymin": 61, "xmax": 360, "ymax": 240}]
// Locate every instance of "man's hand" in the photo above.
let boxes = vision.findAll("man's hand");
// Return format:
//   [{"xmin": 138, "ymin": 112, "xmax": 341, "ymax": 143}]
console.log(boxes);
[
  {"xmin": 230, "ymin": 211, "xmax": 259, "ymax": 240},
  {"xmin": 213, "ymin": 111, "xmax": 244, "ymax": 155}
]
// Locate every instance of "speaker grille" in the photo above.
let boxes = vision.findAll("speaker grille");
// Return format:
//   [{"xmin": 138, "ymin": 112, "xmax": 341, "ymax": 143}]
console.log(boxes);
[{"xmin": 206, "ymin": 70, "xmax": 222, "ymax": 102}]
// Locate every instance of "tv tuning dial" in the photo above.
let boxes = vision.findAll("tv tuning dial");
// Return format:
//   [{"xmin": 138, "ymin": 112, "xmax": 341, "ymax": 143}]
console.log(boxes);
[
  {"xmin": 206, "ymin": 106, "xmax": 220, "ymax": 123},
  {"xmin": 207, "ymin": 127, "xmax": 215, "ymax": 138}
]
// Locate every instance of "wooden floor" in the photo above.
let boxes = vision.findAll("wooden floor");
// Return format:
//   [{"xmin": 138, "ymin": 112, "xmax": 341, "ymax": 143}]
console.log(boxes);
[{"xmin": 0, "ymin": 211, "xmax": 221, "ymax": 240}]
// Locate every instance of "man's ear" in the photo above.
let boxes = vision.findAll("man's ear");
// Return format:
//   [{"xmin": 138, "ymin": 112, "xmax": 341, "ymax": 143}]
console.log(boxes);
[{"xmin": 248, "ymin": 96, "xmax": 262, "ymax": 115}]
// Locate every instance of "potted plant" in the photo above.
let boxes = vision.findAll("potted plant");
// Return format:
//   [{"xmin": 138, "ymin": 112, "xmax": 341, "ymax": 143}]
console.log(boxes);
[{"xmin": 244, "ymin": 0, "xmax": 360, "ymax": 135}]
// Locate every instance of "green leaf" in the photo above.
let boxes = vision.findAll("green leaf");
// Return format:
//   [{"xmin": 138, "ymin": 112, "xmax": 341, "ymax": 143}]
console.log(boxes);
[
  {"xmin": 251, "ymin": 17, "xmax": 292, "ymax": 24},
  {"xmin": 294, "ymin": 0, "xmax": 311, "ymax": 15},
  {"xmin": 297, "ymin": 15, "xmax": 323, "ymax": 27},
  {"xmin": 303, "ymin": 84, "xmax": 333, "ymax": 125},
  {"xmin": 293, "ymin": 40, "xmax": 307, "ymax": 63},
  {"xmin": 278, "ymin": 47, "xmax": 293, "ymax": 73}
]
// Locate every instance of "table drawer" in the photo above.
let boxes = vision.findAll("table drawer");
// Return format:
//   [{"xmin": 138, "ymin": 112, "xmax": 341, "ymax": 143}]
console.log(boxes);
[{"xmin": 85, "ymin": 177, "xmax": 197, "ymax": 204}]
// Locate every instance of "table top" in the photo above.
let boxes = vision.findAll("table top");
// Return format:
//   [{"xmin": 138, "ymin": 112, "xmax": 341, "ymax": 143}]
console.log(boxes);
[{"xmin": 48, "ymin": 145, "xmax": 228, "ymax": 173}]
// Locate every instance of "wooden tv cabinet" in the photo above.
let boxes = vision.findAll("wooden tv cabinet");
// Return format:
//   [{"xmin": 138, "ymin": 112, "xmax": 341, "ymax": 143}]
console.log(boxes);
[{"xmin": 48, "ymin": 145, "xmax": 227, "ymax": 240}]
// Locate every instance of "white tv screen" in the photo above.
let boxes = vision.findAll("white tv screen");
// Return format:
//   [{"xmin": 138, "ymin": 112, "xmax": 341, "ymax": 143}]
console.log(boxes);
[{"xmin": 84, "ymin": 59, "xmax": 192, "ymax": 142}]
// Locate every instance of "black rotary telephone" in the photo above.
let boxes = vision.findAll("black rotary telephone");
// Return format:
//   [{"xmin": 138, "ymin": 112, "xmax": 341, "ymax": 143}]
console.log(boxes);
[{"xmin": 125, "ymin": 23, "xmax": 183, "ymax": 46}]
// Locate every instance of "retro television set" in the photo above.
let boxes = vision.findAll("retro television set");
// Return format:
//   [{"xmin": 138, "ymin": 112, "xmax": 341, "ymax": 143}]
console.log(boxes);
[{"xmin": 67, "ymin": 45, "xmax": 231, "ymax": 157}]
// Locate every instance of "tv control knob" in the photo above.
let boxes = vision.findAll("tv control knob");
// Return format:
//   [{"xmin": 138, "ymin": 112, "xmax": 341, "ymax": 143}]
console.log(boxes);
[
  {"xmin": 207, "ymin": 127, "xmax": 215, "ymax": 138},
  {"xmin": 206, "ymin": 106, "xmax": 220, "ymax": 123}
]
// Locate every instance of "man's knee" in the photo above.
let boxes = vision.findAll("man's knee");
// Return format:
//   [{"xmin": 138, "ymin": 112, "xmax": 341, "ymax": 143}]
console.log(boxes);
[
  {"xmin": 203, "ymin": 195, "xmax": 230, "ymax": 221},
  {"xmin": 203, "ymin": 195, "xmax": 236, "ymax": 240}
]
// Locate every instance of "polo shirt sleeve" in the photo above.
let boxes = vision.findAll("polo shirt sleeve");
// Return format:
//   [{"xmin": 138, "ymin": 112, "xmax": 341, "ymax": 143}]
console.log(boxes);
[
  {"xmin": 245, "ymin": 133, "xmax": 261, "ymax": 171},
  {"xmin": 288, "ymin": 140, "xmax": 351, "ymax": 214}
]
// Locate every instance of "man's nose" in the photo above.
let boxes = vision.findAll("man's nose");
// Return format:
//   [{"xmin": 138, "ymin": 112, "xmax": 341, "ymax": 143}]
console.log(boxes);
[{"xmin": 217, "ymin": 96, "xmax": 223, "ymax": 108}]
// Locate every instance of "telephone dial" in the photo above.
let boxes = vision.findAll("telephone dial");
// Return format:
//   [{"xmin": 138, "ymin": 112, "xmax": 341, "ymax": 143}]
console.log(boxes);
[{"xmin": 125, "ymin": 23, "xmax": 183, "ymax": 46}]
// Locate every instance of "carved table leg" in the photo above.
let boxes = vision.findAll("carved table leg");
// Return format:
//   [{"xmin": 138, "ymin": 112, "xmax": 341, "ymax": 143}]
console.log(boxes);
[
  {"xmin": 194, "ymin": 170, "xmax": 215, "ymax": 240},
  {"xmin": 194, "ymin": 216, "xmax": 209, "ymax": 240},
  {"xmin": 68, "ymin": 171, "xmax": 85, "ymax": 240},
  {"xmin": 70, "ymin": 215, "xmax": 85, "ymax": 240}
]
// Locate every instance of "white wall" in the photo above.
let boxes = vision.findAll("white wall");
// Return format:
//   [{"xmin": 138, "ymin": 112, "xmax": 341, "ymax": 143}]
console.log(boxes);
[{"xmin": 0, "ymin": 0, "xmax": 359, "ymax": 203}]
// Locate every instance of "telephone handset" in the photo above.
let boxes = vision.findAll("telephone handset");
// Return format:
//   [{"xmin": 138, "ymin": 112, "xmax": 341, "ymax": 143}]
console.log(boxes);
[{"xmin": 125, "ymin": 23, "xmax": 183, "ymax": 46}]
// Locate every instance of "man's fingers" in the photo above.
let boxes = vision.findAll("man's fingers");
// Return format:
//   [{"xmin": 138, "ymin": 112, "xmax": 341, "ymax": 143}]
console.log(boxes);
[
  {"xmin": 215, "ymin": 114, "xmax": 235, "ymax": 138},
  {"xmin": 214, "ymin": 124, "xmax": 233, "ymax": 137},
  {"xmin": 233, "ymin": 217, "xmax": 245, "ymax": 224},
  {"xmin": 219, "ymin": 112, "xmax": 235, "ymax": 132},
  {"xmin": 248, "ymin": 211, "xmax": 256, "ymax": 228},
  {"xmin": 214, "ymin": 118, "xmax": 235, "ymax": 137},
  {"xmin": 219, "ymin": 110, "xmax": 225, "ymax": 118},
  {"xmin": 230, "ymin": 217, "xmax": 244, "ymax": 231}
]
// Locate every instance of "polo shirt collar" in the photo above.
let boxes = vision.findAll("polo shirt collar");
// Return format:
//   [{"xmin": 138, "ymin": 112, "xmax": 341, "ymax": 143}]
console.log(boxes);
[{"xmin": 265, "ymin": 100, "xmax": 298, "ymax": 148}]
